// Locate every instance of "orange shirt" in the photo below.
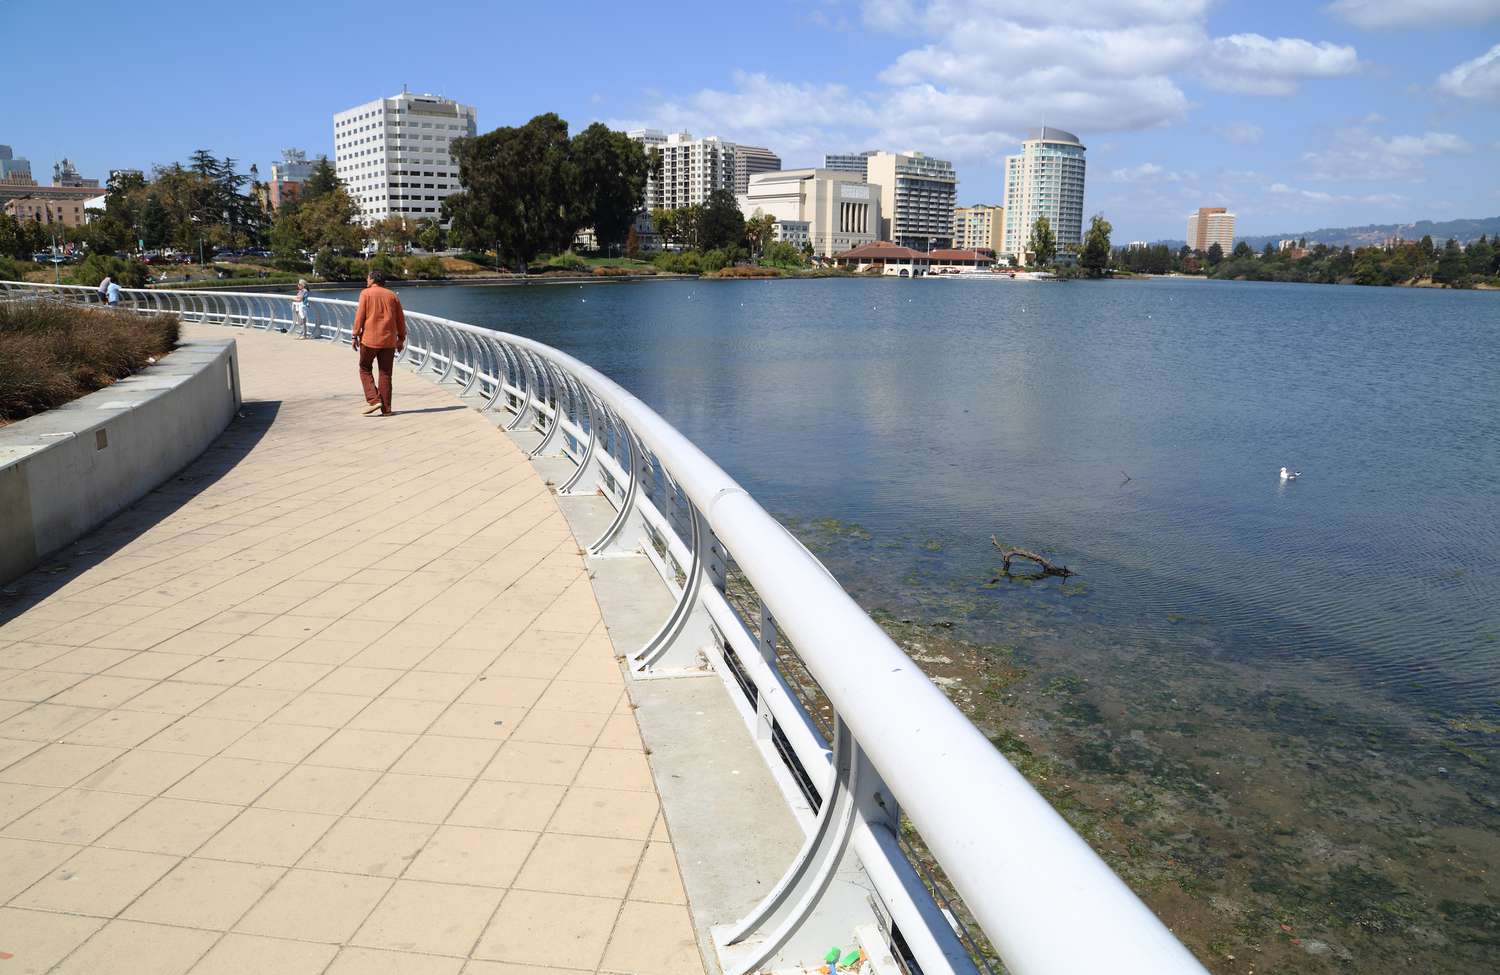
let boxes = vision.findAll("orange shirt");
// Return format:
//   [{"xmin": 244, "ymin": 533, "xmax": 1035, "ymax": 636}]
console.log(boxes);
[{"xmin": 352, "ymin": 284, "xmax": 407, "ymax": 348}]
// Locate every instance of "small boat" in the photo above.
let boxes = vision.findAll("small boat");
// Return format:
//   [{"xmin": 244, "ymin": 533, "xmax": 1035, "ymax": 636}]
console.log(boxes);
[{"xmin": 1280, "ymin": 467, "xmax": 1301, "ymax": 481}]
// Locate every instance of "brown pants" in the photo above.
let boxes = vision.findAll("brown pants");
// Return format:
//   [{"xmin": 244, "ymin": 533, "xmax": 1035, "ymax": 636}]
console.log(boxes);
[{"xmin": 359, "ymin": 345, "xmax": 396, "ymax": 414}]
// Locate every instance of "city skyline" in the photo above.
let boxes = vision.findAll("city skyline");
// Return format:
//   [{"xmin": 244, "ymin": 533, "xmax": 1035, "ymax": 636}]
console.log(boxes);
[{"xmin": 5, "ymin": 1, "xmax": 1498, "ymax": 242}]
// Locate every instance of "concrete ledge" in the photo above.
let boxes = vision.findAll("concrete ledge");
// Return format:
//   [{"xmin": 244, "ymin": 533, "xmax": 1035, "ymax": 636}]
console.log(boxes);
[{"xmin": 0, "ymin": 338, "xmax": 241, "ymax": 583}]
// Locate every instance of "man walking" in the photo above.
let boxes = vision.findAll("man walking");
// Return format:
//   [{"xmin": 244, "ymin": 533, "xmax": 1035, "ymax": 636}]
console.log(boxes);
[{"xmin": 352, "ymin": 269, "xmax": 406, "ymax": 416}]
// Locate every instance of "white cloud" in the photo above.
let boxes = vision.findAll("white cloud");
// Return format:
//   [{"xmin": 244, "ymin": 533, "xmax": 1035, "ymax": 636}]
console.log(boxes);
[
  {"xmin": 1267, "ymin": 182, "xmax": 1406, "ymax": 206},
  {"xmin": 1216, "ymin": 121, "xmax": 1264, "ymax": 144},
  {"xmin": 1300, "ymin": 126, "xmax": 1473, "ymax": 180},
  {"xmin": 1436, "ymin": 43, "xmax": 1500, "ymax": 103},
  {"xmin": 1205, "ymin": 34, "xmax": 1362, "ymax": 95},
  {"xmin": 1326, "ymin": 0, "xmax": 1500, "ymax": 30},
  {"xmin": 1107, "ymin": 162, "xmax": 1193, "ymax": 183}
]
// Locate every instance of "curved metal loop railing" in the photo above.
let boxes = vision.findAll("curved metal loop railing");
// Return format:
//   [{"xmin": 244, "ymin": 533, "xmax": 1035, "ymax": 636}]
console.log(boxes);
[{"xmin": 0, "ymin": 279, "xmax": 1207, "ymax": 975}]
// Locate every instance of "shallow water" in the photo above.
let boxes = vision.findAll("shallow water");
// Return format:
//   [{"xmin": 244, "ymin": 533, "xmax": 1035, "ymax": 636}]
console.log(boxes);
[{"xmin": 341, "ymin": 275, "xmax": 1500, "ymax": 968}]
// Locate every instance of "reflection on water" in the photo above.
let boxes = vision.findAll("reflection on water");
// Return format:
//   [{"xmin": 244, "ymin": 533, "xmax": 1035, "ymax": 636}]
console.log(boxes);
[{"xmin": 348, "ymin": 276, "xmax": 1500, "ymax": 970}]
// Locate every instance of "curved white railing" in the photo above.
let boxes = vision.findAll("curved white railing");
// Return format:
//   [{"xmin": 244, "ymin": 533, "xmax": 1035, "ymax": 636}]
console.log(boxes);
[{"xmin": 0, "ymin": 280, "xmax": 1208, "ymax": 975}]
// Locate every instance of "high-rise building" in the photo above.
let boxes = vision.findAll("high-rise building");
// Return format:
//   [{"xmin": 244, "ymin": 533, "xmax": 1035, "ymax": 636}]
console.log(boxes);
[
  {"xmin": 739, "ymin": 169, "xmax": 883, "ymax": 258},
  {"xmin": 1187, "ymin": 207, "xmax": 1235, "ymax": 253},
  {"xmin": 823, "ymin": 151, "xmax": 877, "ymax": 176},
  {"xmin": 733, "ymin": 145, "xmax": 781, "ymax": 196},
  {"xmin": 333, "ymin": 91, "xmax": 477, "ymax": 226},
  {"xmin": 864, "ymin": 151, "xmax": 958, "ymax": 250},
  {"xmin": 265, "ymin": 149, "xmax": 314, "ymax": 212},
  {"xmin": 954, "ymin": 204, "xmax": 1005, "ymax": 253},
  {"xmin": 52, "ymin": 159, "xmax": 98, "ymax": 188},
  {"xmin": 1003, "ymin": 127, "xmax": 1086, "ymax": 259},
  {"xmin": 628, "ymin": 130, "xmax": 737, "ymax": 211},
  {"xmin": 0, "ymin": 145, "xmax": 34, "ymax": 185}
]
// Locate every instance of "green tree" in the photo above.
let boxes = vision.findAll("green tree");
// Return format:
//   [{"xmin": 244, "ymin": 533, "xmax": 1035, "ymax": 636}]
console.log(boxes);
[
  {"xmin": 744, "ymin": 212, "xmax": 777, "ymax": 257},
  {"xmin": 415, "ymin": 218, "xmax": 444, "ymax": 252},
  {"xmin": 650, "ymin": 208, "xmax": 678, "ymax": 248},
  {"xmin": 1206, "ymin": 241, "xmax": 1224, "ymax": 267},
  {"xmin": 760, "ymin": 240, "xmax": 806, "ymax": 269},
  {"xmin": 303, "ymin": 157, "xmax": 341, "ymax": 200},
  {"xmin": 698, "ymin": 190, "xmax": 745, "ymax": 252},
  {"xmin": 569, "ymin": 123, "xmax": 649, "ymax": 251},
  {"xmin": 295, "ymin": 188, "xmax": 363, "ymax": 254},
  {"xmin": 371, "ymin": 216, "xmax": 414, "ymax": 254},
  {"xmin": 1079, "ymin": 214, "xmax": 1113, "ymax": 277},
  {"xmin": 1232, "ymin": 241, "xmax": 1254, "ymax": 260},
  {"xmin": 1026, "ymin": 216, "xmax": 1056, "ymax": 268},
  {"xmin": 139, "ymin": 195, "xmax": 172, "ymax": 249},
  {"xmin": 1433, "ymin": 238, "xmax": 1467, "ymax": 285},
  {"xmin": 446, "ymin": 113, "xmax": 578, "ymax": 269}
]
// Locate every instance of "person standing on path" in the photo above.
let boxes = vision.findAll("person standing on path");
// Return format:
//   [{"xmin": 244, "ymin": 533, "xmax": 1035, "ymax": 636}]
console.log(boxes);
[
  {"xmin": 105, "ymin": 278, "xmax": 121, "ymax": 308},
  {"xmin": 97, "ymin": 275, "xmax": 112, "ymax": 304},
  {"xmin": 352, "ymin": 269, "xmax": 406, "ymax": 416},
  {"xmin": 291, "ymin": 279, "xmax": 310, "ymax": 337}
]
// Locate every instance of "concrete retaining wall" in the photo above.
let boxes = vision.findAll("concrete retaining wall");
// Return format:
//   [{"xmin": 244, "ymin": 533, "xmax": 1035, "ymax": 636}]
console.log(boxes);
[{"xmin": 0, "ymin": 339, "xmax": 241, "ymax": 584}]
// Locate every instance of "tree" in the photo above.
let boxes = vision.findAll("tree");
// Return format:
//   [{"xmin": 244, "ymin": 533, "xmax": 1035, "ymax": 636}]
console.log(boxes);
[
  {"xmin": 654, "ymin": 207, "xmax": 684, "ymax": 247},
  {"xmin": 295, "ymin": 188, "xmax": 363, "ymax": 253},
  {"xmin": 446, "ymin": 113, "xmax": 578, "ymax": 269},
  {"xmin": 303, "ymin": 157, "xmax": 341, "ymax": 200},
  {"xmin": 371, "ymin": 216, "xmax": 414, "ymax": 254},
  {"xmin": 1026, "ymin": 216, "xmax": 1056, "ymax": 268},
  {"xmin": 744, "ymin": 212, "xmax": 777, "ymax": 257},
  {"xmin": 569, "ymin": 123, "xmax": 649, "ymax": 252},
  {"xmin": 1079, "ymin": 214, "xmax": 1112, "ymax": 277},
  {"xmin": 1232, "ymin": 241, "xmax": 1254, "ymax": 260},
  {"xmin": 1206, "ymin": 241, "xmax": 1224, "ymax": 267},
  {"xmin": 625, "ymin": 224, "xmax": 641, "ymax": 258},
  {"xmin": 761, "ymin": 240, "xmax": 806, "ymax": 269},
  {"xmin": 139, "ymin": 195, "xmax": 172, "ymax": 249},
  {"xmin": 698, "ymin": 190, "xmax": 745, "ymax": 252},
  {"xmin": 415, "ymin": 218, "xmax": 444, "ymax": 252},
  {"xmin": 1433, "ymin": 238, "xmax": 1467, "ymax": 285}
]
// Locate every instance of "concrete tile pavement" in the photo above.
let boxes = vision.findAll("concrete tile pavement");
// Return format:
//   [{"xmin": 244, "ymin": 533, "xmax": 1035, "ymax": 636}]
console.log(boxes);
[{"xmin": 0, "ymin": 326, "xmax": 703, "ymax": 975}]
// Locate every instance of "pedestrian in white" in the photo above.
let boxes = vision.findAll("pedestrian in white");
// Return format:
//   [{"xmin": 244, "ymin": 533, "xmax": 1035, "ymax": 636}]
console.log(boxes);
[
  {"xmin": 106, "ymin": 279, "xmax": 121, "ymax": 307},
  {"xmin": 97, "ymin": 275, "xmax": 112, "ymax": 303},
  {"xmin": 292, "ymin": 280, "xmax": 311, "ymax": 337}
]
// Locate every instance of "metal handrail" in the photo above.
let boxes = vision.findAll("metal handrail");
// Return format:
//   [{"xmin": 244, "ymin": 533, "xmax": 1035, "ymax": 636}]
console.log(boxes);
[{"xmin": 0, "ymin": 279, "xmax": 1207, "ymax": 975}]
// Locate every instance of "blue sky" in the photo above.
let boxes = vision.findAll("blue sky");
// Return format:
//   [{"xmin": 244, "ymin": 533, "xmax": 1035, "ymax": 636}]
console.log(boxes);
[{"xmin": 7, "ymin": 0, "xmax": 1498, "ymax": 241}]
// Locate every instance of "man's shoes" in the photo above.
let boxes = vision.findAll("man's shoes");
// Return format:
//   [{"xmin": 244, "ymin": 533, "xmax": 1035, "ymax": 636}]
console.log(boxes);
[
  {"xmin": 362, "ymin": 403, "xmax": 381, "ymax": 415},
  {"xmin": 380, "ymin": 410, "xmax": 394, "ymax": 417}
]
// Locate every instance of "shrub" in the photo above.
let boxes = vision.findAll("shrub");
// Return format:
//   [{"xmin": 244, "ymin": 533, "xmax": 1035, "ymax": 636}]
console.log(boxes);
[
  {"xmin": 65, "ymin": 254, "xmax": 149, "ymax": 288},
  {"xmin": 0, "ymin": 255, "xmax": 21, "ymax": 281},
  {"xmin": 545, "ymin": 251, "xmax": 589, "ymax": 272},
  {"xmin": 0, "ymin": 301, "xmax": 180, "ymax": 423},
  {"xmin": 707, "ymin": 265, "xmax": 779, "ymax": 278},
  {"xmin": 652, "ymin": 251, "xmax": 702, "ymax": 274},
  {"xmin": 405, "ymin": 256, "xmax": 445, "ymax": 280},
  {"xmin": 760, "ymin": 240, "xmax": 806, "ymax": 269},
  {"xmin": 272, "ymin": 256, "xmax": 312, "ymax": 273},
  {"xmin": 593, "ymin": 265, "xmax": 653, "ymax": 277},
  {"xmin": 313, "ymin": 249, "xmax": 366, "ymax": 281},
  {"xmin": 367, "ymin": 253, "xmax": 404, "ymax": 281}
]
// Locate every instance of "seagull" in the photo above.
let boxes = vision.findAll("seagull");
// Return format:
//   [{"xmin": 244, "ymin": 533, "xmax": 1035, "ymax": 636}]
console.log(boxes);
[{"xmin": 1280, "ymin": 467, "xmax": 1300, "ymax": 480}]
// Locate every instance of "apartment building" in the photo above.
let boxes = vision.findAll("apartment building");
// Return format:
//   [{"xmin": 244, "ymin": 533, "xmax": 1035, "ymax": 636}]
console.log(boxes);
[
  {"xmin": 738, "ymin": 168, "xmax": 882, "ymax": 258},
  {"xmin": 333, "ymin": 91, "xmax": 477, "ymax": 226},
  {"xmin": 733, "ymin": 145, "xmax": 781, "ymax": 195},
  {"xmin": 1187, "ymin": 207, "xmax": 1236, "ymax": 253},
  {"xmin": 1003, "ymin": 127, "xmax": 1087, "ymax": 258},
  {"xmin": 628, "ymin": 130, "xmax": 737, "ymax": 211},
  {"xmin": 865, "ymin": 151, "xmax": 957, "ymax": 250},
  {"xmin": 954, "ymin": 204, "xmax": 1005, "ymax": 253}
]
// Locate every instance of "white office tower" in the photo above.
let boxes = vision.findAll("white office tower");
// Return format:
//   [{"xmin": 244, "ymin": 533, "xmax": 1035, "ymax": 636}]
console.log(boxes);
[
  {"xmin": 739, "ymin": 169, "xmax": 882, "ymax": 258},
  {"xmin": 864, "ymin": 151, "xmax": 958, "ymax": 250},
  {"xmin": 333, "ymin": 91, "xmax": 478, "ymax": 226},
  {"xmin": 733, "ymin": 145, "xmax": 782, "ymax": 196},
  {"xmin": 1003, "ymin": 127, "xmax": 1086, "ymax": 258},
  {"xmin": 627, "ymin": 130, "xmax": 737, "ymax": 211}
]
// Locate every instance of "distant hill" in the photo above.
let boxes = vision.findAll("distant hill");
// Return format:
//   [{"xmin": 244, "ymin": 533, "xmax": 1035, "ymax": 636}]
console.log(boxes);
[{"xmin": 1149, "ymin": 216, "xmax": 1500, "ymax": 251}]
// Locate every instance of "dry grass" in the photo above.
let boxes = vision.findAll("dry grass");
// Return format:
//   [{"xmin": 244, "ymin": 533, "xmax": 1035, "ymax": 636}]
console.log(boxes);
[{"xmin": 0, "ymin": 300, "xmax": 180, "ymax": 425}]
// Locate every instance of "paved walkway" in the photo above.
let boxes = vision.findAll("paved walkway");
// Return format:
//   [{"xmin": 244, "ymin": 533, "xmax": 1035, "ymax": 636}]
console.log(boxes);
[{"xmin": 0, "ymin": 326, "xmax": 704, "ymax": 975}]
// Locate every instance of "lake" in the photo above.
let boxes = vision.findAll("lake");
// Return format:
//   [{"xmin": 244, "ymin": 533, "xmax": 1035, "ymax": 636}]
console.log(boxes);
[{"xmin": 343, "ymin": 275, "xmax": 1500, "ymax": 971}]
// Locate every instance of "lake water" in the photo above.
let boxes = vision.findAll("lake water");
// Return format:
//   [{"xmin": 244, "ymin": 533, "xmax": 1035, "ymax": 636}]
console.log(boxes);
[{"xmin": 342, "ymin": 275, "xmax": 1500, "ymax": 969}]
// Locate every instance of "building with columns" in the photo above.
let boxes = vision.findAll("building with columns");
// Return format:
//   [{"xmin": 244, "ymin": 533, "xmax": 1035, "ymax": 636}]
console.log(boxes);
[{"xmin": 738, "ymin": 169, "xmax": 882, "ymax": 258}]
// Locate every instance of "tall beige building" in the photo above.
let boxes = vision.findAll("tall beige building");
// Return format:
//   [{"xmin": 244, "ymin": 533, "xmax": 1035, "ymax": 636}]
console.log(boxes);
[
  {"xmin": 738, "ymin": 169, "xmax": 882, "ymax": 258},
  {"xmin": 733, "ymin": 145, "xmax": 781, "ymax": 195},
  {"xmin": 864, "ymin": 151, "xmax": 957, "ymax": 250},
  {"xmin": 954, "ymin": 204, "xmax": 1004, "ymax": 253},
  {"xmin": 1187, "ymin": 207, "xmax": 1236, "ymax": 253}
]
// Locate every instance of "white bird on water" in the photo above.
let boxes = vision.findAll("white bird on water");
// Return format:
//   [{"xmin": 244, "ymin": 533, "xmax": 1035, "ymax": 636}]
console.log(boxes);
[{"xmin": 1280, "ymin": 467, "xmax": 1301, "ymax": 481}]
